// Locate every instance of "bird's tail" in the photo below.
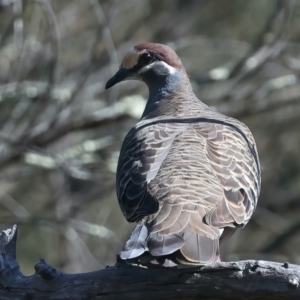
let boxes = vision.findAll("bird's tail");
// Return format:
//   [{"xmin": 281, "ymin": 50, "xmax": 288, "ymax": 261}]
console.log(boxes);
[{"xmin": 120, "ymin": 224, "xmax": 220, "ymax": 268}]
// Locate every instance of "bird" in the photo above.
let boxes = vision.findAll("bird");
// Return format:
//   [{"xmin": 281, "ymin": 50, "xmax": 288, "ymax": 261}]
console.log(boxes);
[{"xmin": 105, "ymin": 43, "xmax": 261, "ymax": 268}]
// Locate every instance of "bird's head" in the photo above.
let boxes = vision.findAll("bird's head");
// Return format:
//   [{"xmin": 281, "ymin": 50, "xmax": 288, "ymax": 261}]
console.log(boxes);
[{"xmin": 105, "ymin": 43, "xmax": 187, "ymax": 90}]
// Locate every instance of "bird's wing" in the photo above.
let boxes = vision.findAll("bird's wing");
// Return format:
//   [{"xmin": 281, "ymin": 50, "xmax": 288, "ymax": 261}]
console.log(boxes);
[
  {"xmin": 146, "ymin": 120, "xmax": 260, "ymax": 237},
  {"xmin": 116, "ymin": 121, "xmax": 188, "ymax": 222},
  {"xmin": 196, "ymin": 121, "xmax": 260, "ymax": 228}
]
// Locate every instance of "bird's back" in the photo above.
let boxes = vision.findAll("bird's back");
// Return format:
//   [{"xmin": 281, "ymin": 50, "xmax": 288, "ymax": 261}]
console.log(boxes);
[{"xmin": 117, "ymin": 100, "xmax": 260, "ymax": 266}]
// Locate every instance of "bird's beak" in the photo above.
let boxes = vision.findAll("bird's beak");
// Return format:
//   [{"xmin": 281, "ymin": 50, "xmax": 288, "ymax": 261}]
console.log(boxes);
[{"xmin": 105, "ymin": 68, "xmax": 133, "ymax": 89}]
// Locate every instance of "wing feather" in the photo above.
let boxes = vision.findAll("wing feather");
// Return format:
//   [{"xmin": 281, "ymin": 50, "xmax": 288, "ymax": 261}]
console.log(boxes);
[
  {"xmin": 116, "ymin": 122, "xmax": 187, "ymax": 222},
  {"xmin": 195, "ymin": 122, "xmax": 260, "ymax": 228}
]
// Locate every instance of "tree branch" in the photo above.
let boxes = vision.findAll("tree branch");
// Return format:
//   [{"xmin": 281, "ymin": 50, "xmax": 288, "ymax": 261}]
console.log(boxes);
[{"xmin": 0, "ymin": 225, "xmax": 300, "ymax": 300}]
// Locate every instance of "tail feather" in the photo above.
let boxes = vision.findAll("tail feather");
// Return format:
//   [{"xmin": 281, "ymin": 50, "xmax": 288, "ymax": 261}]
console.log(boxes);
[
  {"xmin": 120, "ymin": 222, "xmax": 221, "ymax": 267},
  {"xmin": 179, "ymin": 226, "xmax": 219, "ymax": 264},
  {"xmin": 120, "ymin": 224, "xmax": 149, "ymax": 260},
  {"xmin": 147, "ymin": 232, "xmax": 185, "ymax": 256}
]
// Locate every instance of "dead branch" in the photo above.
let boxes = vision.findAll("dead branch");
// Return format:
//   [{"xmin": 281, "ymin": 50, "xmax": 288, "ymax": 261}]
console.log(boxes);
[{"xmin": 0, "ymin": 225, "xmax": 300, "ymax": 300}]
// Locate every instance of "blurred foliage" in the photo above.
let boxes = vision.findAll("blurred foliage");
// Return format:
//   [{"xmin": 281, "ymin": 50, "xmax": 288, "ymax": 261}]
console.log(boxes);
[{"xmin": 0, "ymin": 0, "xmax": 300, "ymax": 274}]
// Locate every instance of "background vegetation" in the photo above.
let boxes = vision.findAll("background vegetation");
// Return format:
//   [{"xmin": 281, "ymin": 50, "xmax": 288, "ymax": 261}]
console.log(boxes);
[{"xmin": 0, "ymin": 0, "xmax": 299, "ymax": 274}]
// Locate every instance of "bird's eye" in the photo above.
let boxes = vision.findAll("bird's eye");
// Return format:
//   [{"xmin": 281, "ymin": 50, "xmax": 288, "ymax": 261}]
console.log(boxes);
[{"xmin": 139, "ymin": 52, "xmax": 154, "ymax": 65}]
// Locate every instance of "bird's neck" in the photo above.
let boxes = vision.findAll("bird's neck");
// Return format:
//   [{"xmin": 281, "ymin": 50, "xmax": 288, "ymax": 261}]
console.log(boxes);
[{"xmin": 142, "ymin": 72, "xmax": 206, "ymax": 119}]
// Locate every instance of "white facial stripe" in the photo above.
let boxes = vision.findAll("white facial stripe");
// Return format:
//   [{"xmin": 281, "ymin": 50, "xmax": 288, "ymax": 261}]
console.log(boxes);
[
  {"xmin": 159, "ymin": 61, "xmax": 177, "ymax": 74},
  {"xmin": 140, "ymin": 61, "xmax": 177, "ymax": 75},
  {"xmin": 121, "ymin": 48, "xmax": 139, "ymax": 69}
]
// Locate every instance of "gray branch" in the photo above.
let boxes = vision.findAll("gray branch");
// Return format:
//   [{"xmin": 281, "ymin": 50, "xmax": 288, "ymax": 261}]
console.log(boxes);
[{"xmin": 0, "ymin": 225, "xmax": 300, "ymax": 300}]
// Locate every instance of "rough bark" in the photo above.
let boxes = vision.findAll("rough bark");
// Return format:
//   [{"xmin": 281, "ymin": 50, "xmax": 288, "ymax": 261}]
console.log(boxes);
[{"xmin": 0, "ymin": 225, "xmax": 299, "ymax": 300}]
